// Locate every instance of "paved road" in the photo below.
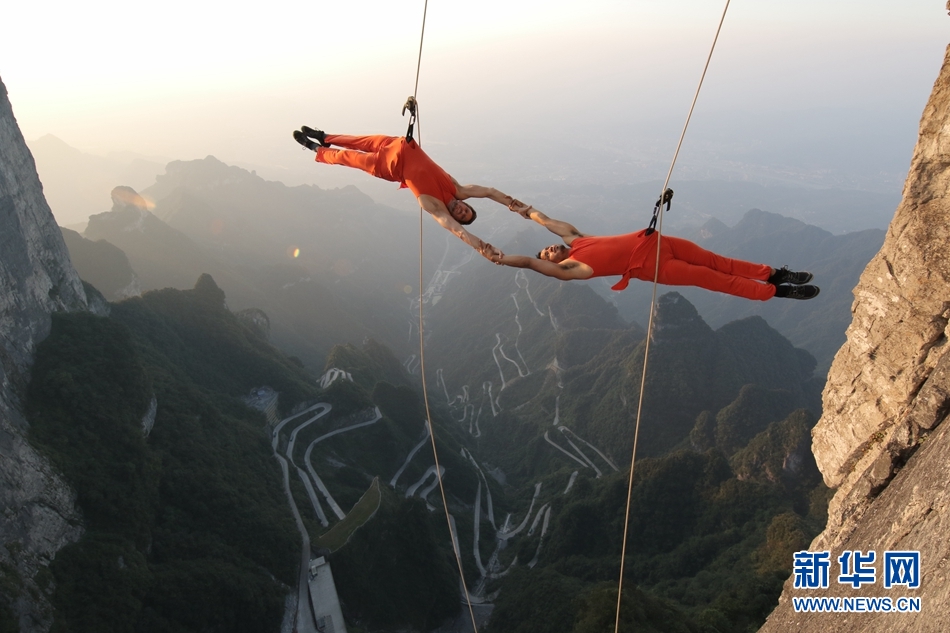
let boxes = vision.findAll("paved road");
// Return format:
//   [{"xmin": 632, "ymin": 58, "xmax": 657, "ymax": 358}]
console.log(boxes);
[
  {"xmin": 272, "ymin": 402, "xmax": 331, "ymax": 633},
  {"xmin": 390, "ymin": 422, "xmax": 431, "ymax": 487},
  {"xmin": 303, "ymin": 407, "xmax": 383, "ymax": 520}
]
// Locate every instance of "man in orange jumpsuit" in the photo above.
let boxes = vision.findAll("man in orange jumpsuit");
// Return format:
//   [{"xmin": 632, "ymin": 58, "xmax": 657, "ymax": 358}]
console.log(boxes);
[
  {"xmin": 294, "ymin": 126, "xmax": 515, "ymax": 262},
  {"xmin": 497, "ymin": 202, "xmax": 819, "ymax": 300}
]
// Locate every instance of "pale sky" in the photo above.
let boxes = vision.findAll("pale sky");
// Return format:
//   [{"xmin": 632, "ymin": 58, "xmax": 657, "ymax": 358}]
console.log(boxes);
[{"xmin": 2, "ymin": 0, "xmax": 948, "ymax": 194}]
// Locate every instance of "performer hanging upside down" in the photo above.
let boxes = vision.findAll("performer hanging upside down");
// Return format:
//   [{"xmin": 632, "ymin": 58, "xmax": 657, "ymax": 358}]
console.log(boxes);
[
  {"xmin": 498, "ymin": 202, "xmax": 819, "ymax": 300},
  {"xmin": 293, "ymin": 127, "xmax": 515, "ymax": 262}
]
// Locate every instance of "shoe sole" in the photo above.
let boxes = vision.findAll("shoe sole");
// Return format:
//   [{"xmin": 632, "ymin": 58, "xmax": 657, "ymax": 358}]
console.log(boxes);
[
  {"xmin": 292, "ymin": 131, "xmax": 319, "ymax": 151},
  {"xmin": 793, "ymin": 286, "xmax": 820, "ymax": 300},
  {"xmin": 300, "ymin": 126, "xmax": 328, "ymax": 146},
  {"xmin": 776, "ymin": 285, "xmax": 820, "ymax": 300}
]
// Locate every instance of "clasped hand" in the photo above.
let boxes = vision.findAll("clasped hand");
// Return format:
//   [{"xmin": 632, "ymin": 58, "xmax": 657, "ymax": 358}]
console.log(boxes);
[
  {"xmin": 480, "ymin": 243, "xmax": 505, "ymax": 264},
  {"xmin": 507, "ymin": 199, "xmax": 533, "ymax": 218}
]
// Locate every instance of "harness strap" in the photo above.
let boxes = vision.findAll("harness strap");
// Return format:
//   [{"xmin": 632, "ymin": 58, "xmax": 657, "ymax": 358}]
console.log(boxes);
[
  {"xmin": 403, "ymin": 96, "xmax": 418, "ymax": 143},
  {"xmin": 645, "ymin": 188, "xmax": 674, "ymax": 235}
]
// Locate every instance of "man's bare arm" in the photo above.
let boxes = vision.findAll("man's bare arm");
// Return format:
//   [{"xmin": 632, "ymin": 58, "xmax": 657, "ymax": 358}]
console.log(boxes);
[
  {"xmin": 497, "ymin": 254, "xmax": 591, "ymax": 281},
  {"xmin": 420, "ymin": 196, "xmax": 503, "ymax": 260},
  {"xmin": 509, "ymin": 202, "xmax": 585, "ymax": 244},
  {"xmin": 453, "ymin": 183, "xmax": 514, "ymax": 206}
]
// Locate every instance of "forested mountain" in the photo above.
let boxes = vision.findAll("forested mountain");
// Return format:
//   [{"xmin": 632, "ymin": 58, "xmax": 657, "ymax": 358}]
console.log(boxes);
[
  {"xmin": 263, "ymin": 285, "xmax": 828, "ymax": 633},
  {"xmin": 23, "ymin": 255, "xmax": 827, "ymax": 632},
  {"xmin": 383, "ymin": 243, "xmax": 829, "ymax": 631},
  {"xmin": 23, "ymin": 277, "xmax": 314, "ymax": 631},
  {"xmin": 59, "ymin": 227, "xmax": 140, "ymax": 300},
  {"xmin": 18, "ymin": 276, "xmax": 489, "ymax": 632}
]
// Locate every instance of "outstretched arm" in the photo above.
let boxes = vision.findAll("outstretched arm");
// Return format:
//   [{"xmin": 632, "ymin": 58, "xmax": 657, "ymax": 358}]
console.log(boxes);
[
  {"xmin": 497, "ymin": 254, "xmax": 591, "ymax": 281},
  {"xmin": 453, "ymin": 182, "xmax": 515, "ymax": 206},
  {"xmin": 508, "ymin": 202, "xmax": 586, "ymax": 245},
  {"xmin": 420, "ymin": 196, "xmax": 503, "ymax": 261}
]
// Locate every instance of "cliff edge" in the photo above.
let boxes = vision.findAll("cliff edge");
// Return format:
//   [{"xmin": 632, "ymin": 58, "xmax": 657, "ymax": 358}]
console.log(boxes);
[
  {"xmin": 759, "ymin": 43, "xmax": 950, "ymax": 632},
  {"xmin": 0, "ymin": 77, "xmax": 88, "ymax": 632}
]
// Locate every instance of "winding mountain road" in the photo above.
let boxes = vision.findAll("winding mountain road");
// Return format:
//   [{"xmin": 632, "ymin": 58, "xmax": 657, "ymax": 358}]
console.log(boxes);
[
  {"xmin": 271, "ymin": 402, "xmax": 331, "ymax": 633},
  {"xmin": 303, "ymin": 407, "xmax": 383, "ymax": 521}
]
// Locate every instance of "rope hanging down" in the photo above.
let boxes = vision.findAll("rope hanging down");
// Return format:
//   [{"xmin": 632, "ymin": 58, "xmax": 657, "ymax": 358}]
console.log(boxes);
[
  {"xmin": 418, "ymin": 212, "xmax": 480, "ymax": 633},
  {"xmin": 406, "ymin": 2, "xmax": 480, "ymax": 631},
  {"xmin": 403, "ymin": 0, "xmax": 428, "ymax": 144},
  {"xmin": 614, "ymin": 2, "xmax": 732, "ymax": 632}
]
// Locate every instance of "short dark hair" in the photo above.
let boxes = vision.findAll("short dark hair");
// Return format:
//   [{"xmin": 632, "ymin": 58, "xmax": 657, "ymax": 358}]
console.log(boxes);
[{"xmin": 536, "ymin": 250, "xmax": 544, "ymax": 259}]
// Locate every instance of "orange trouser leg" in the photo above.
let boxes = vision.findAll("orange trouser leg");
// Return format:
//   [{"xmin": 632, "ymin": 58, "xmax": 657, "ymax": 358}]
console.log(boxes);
[
  {"xmin": 655, "ymin": 236, "xmax": 775, "ymax": 301},
  {"xmin": 322, "ymin": 134, "xmax": 395, "ymax": 152},
  {"xmin": 315, "ymin": 146, "xmax": 378, "ymax": 176},
  {"xmin": 315, "ymin": 134, "xmax": 398, "ymax": 179}
]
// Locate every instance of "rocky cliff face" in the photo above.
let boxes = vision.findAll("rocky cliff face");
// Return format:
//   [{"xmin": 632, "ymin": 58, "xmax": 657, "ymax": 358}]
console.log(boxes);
[
  {"xmin": 0, "ymin": 78, "xmax": 88, "ymax": 631},
  {"xmin": 759, "ymin": 43, "xmax": 950, "ymax": 632}
]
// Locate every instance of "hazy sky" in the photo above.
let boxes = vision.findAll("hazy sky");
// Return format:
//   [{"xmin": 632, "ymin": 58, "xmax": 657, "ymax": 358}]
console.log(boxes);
[{"xmin": 2, "ymin": 0, "xmax": 948, "ymax": 194}]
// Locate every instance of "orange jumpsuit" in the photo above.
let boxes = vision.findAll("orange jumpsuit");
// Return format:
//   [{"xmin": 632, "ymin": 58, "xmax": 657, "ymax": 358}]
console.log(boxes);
[
  {"xmin": 569, "ymin": 230, "xmax": 776, "ymax": 301},
  {"xmin": 315, "ymin": 134, "xmax": 457, "ymax": 206}
]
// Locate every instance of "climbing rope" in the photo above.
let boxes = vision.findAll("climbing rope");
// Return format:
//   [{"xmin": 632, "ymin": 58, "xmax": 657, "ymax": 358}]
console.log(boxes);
[
  {"xmin": 613, "ymin": 2, "xmax": 732, "ymax": 631},
  {"xmin": 403, "ymin": 0, "xmax": 429, "ymax": 144},
  {"xmin": 407, "ymin": 1, "xmax": 481, "ymax": 630}
]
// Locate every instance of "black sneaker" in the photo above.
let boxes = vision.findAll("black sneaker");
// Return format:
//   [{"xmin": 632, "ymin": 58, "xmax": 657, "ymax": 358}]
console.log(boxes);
[
  {"xmin": 774, "ymin": 284, "xmax": 820, "ymax": 300},
  {"xmin": 293, "ymin": 130, "xmax": 320, "ymax": 151},
  {"xmin": 300, "ymin": 126, "xmax": 328, "ymax": 147},
  {"xmin": 768, "ymin": 266, "xmax": 813, "ymax": 285}
]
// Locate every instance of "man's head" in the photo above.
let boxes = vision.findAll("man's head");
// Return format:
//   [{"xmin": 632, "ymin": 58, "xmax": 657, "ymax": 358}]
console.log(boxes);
[
  {"xmin": 448, "ymin": 199, "xmax": 477, "ymax": 225},
  {"xmin": 537, "ymin": 244, "xmax": 570, "ymax": 263}
]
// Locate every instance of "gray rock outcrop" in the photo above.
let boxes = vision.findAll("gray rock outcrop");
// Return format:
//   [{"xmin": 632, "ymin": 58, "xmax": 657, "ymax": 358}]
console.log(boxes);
[
  {"xmin": 759, "ymin": 43, "xmax": 950, "ymax": 633},
  {"xmin": 0, "ymin": 77, "xmax": 88, "ymax": 631}
]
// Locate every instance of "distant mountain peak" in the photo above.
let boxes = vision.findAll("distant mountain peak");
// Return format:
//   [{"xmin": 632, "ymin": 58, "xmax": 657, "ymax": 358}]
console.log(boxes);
[
  {"xmin": 652, "ymin": 292, "xmax": 713, "ymax": 340},
  {"xmin": 697, "ymin": 216, "xmax": 729, "ymax": 239},
  {"xmin": 193, "ymin": 273, "xmax": 226, "ymax": 306},
  {"xmin": 155, "ymin": 155, "xmax": 262, "ymax": 193},
  {"xmin": 111, "ymin": 186, "xmax": 151, "ymax": 213},
  {"xmin": 31, "ymin": 133, "xmax": 72, "ymax": 148},
  {"xmin": 733, "ymin": 208, "xmax": 818, "ymax": 237}
]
